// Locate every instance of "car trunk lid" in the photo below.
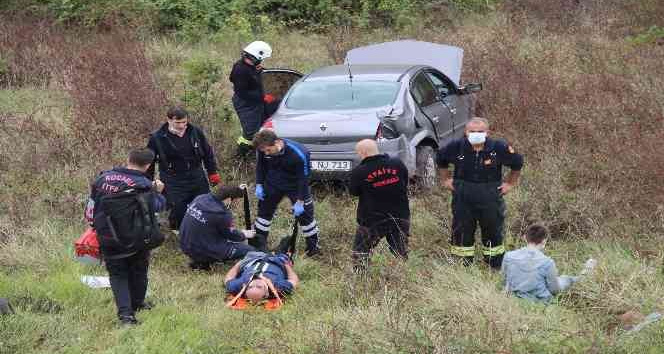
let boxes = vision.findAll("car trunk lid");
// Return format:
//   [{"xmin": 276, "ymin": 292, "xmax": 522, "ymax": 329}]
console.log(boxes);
[{"xmin": 274, "ymin": 111, "xmax": 379, "ymax": 145}]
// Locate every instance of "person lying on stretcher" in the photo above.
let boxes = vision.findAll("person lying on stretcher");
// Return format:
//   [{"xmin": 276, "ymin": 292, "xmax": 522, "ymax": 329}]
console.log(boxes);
[{"xmin": 224, "ymin": 251, "xmax": 299, "ymax": 304}]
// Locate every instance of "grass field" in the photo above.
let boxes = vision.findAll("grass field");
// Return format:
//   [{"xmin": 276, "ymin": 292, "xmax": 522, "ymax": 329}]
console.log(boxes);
[{"xmin": 1, "ymin": 3, "xmax": 664, "ymax": 353}]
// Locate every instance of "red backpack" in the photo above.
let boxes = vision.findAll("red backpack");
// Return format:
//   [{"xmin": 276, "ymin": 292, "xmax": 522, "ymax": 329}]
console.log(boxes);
[{"xmin": 75, "ymin": 227, "xmax": 101, "ymax": 265}]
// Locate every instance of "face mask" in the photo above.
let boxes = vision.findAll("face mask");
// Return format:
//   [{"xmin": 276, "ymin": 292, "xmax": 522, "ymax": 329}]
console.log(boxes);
[{"xmin": 467, "ymin": 132, "xmax": 487, "ymax": 145}]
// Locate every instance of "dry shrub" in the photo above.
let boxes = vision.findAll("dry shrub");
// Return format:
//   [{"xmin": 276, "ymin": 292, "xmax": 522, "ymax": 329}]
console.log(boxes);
[
  {"xmin": 0, "ymin": 112, "xmax": 75, "ymax": 226},
  {"xmin": 326, "ymin": 25, "xmax": 362, "ymax": 64},
  {"xmin": 63, "ymin": 29, "xmax": 167, "ymax": 160},
  {"xmin": 503, "ymin": 0, "xmax": 664, "ymax": 36},
  {"xmin": 0, "ymin": 18, "xmax": 168, "ymax": 228},
  {"xmin": 418, "ymin": 17, "xmax": 664, "ymax": 238},
  {"xmin": 0, "ymin": 16, "xmax": 67, "ymax": 88}
]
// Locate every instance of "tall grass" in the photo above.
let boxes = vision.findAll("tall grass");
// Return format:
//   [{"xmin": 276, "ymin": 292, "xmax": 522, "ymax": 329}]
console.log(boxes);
[{"xmin": 1, "ymin": 1, "xmax": 664, "ymax": 352}]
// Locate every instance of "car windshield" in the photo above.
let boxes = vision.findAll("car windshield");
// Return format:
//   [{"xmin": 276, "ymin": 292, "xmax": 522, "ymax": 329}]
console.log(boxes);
[{"xmin": 285, "ymin": 81, "xmax": 400, "ymax": 110}]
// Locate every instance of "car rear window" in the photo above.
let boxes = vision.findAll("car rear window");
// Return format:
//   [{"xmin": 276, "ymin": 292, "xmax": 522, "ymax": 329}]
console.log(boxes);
[{"xmin": 285, "ymin": 81, "xmax": 400, "ymax": 110}]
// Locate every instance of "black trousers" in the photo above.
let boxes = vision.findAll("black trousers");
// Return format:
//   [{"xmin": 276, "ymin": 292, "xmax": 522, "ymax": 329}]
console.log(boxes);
[
  {"xmin": 352, "ymin": 218, "xmax": 409, "ymax": 269},
  {"xmin": 232, "ymin": 95, "xmax": 265, "ymax": 145},
  {"xmin": 450, "ymin": 180, "xmax": 505, "ymax": 268},
  {"xmin": 163, "ymin": 170, "xmax": 210, "ymax": 230},
  {"xmin": 253, "ymin": 186, "xmax": 319, "ymax": 251},
  {"xmin": 104, "ymin": 250, "xmax": 150, "ymax": 317}
]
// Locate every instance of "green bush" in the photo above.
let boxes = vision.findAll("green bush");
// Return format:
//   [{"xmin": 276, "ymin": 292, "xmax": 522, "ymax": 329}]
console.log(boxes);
[
  {"xmin": 43, "ymin": 0, "xmax": 158, "ymax": 28},
  {"xmin": 448, "ymin": 0, "xmax": 500, "ymax": 13},
  {"xmin": 182, "ymin": 55, "xmax": 225, "ymax": 121},
  {"xmin": 14, "ymin": 0, "xmax": 432, "ymax": 35},
  {"xmin": 627, "ymin": 25, "xmax": 664, "ymax": 45}
]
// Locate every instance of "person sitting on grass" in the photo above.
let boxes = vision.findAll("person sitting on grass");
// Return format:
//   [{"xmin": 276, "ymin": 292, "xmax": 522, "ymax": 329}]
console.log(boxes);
[
  {"xmin": 501, "ymin": 223, "xmax": 596, "ymax": 303},
  {"xmin": 179, "ymin": 186, "xmax": 257, "ymax": 270},
  {"xmin": 224, "ymin": 251, "xmax": 299, "ymax": 307}
]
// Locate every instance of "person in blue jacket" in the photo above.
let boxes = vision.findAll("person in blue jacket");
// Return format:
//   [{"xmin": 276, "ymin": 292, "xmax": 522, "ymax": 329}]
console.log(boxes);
[
  {"xmin": 85, "ymin": 148, "xmax": 166, "ymax": 326},
  {"xmin": 251, "ymin": 129, "xmax": 321, "ymax": 256},
  {"xmin": 224, "ymin": 252, "xmax": 299, "ymax": 302},
  {"xmin": 179, "ymin": 186, "xmax": 256, "ymax": 270}
]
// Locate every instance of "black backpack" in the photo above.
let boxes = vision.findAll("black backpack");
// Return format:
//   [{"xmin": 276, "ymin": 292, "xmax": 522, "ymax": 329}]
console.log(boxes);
[{"xmin": 99, "ymin": 187, "xmax": 165, "ymax": 254}]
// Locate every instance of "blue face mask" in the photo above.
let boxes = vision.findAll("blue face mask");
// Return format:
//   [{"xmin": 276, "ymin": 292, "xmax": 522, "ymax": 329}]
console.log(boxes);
[{"xmin": 467, "ymin": 132, "xmax": 487, "ymax": 145}]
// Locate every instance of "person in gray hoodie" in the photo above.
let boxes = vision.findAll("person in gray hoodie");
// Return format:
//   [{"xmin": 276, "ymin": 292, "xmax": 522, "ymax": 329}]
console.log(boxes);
[{"xmin": 502, "ymin": 224, "xmax": 594, "ymax": 302}]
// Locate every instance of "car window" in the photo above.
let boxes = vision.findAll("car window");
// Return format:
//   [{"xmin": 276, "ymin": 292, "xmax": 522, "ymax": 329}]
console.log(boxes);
[
  {"xmin": 411, "ymin": 73, "xmax": 437, "ymax": 107},
  {"xmin": 285, "ymin": 81, "xmax": 400, "ymax": 110},
  {"xmin": 425, "ymin": 71, "xmax": 453, "ymax": 97}
]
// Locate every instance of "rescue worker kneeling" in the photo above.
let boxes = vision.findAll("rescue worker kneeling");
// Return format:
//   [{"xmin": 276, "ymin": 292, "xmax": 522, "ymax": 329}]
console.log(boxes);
[
  {"xmin": 224, "ymin": 252, "xmax": 299, "ymax": 306},
  {"xmin": 179, "ymin": 186, "xmax": 256, "ymax": 270}
]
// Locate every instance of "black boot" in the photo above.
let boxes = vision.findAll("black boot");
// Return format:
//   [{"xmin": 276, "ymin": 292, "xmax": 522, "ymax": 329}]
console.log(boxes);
[
  {"xmin": 304, "ymin": 235, "xmax": 321, "ymax": 257},
  {"xmin": 119, "ymin": 314, "xmax": 138, "ymax": 326},
  {"xmin": 484, "ymin": 254, "xmax": 504, "ymax": 270}
]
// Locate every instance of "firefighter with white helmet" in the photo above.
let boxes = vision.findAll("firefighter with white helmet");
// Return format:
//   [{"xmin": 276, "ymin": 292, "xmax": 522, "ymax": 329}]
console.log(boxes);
[{"xmin": 229, "ymin": 41, "xmax": 277, "ymax": 158}]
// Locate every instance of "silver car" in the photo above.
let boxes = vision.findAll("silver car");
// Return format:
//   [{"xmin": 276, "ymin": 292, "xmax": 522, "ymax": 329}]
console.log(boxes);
[{"xmin": 261, "ymin": 40, "xmax": 481, "ymax": 188}]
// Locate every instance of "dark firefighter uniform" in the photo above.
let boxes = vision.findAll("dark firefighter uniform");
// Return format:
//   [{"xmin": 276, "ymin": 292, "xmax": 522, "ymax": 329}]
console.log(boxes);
[
  {"xmin": 254, "ymin": 139, "xmax": 320, "ymax": 255},
  {"xmin": 147, "ymin": 123, "xmax": 218, "ymax": 230},
  {"xmin": 229, "ymin": 59, "xmax": 265, "ymax": 152},
  {"xmin": 86, "ymin": 167, "xmax": 166, "ymax": 321},
  {"xmin": 437, "ymin": 137, "xmax": 523, "ymax": 267},
  {"xmin": 179, "ymin": 193, "xmax": 255, "ymax": 268},
  {"xmin": 349, "ymin": 154, "xmax": 410, "ymax": 268}
]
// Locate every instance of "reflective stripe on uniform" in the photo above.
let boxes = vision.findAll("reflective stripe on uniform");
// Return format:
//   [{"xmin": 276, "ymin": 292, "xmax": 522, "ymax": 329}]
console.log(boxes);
[
  {"xmin": 254, "ymin": 217, "xmax": 272, "ymax": 232},
  {"xmin": 302, "ymin": 226, "xmax": 319, "ymax": 237},
  {"xmin": 301, "ymin": 220, "xmax": 316, "ymax": 231},
  {"xmin": 256, "ymin": 217, "xmax": 272, "ymax": 226},
  {"xmin": 482, "ymin": 245, "xmax": 505, "ymax": 256},
  {"xmin": 255, "ymin": 223, "xmax": 270, "ymax": 232},
  {"xmin": 237, "ymin": 136, "xmax": 253, "ymax": 146},
  {"xmin": 450, "ymin": 245, "xmax": 475, "ymax": 257},
  {"xmin": 301, "ymin": 219, "xmax": 318, "ymax": 237}
]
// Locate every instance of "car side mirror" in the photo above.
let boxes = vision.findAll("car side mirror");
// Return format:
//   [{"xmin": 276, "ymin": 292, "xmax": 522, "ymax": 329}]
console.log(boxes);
[{"xmin": 459, "ymin": 83, "xmax": 482, "ymax": 94}]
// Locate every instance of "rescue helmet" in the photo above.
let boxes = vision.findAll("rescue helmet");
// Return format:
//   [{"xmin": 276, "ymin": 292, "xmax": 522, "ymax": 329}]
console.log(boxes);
[{"xmin": 242, "ymin": 41, "xmax": 272, "ymax": 64}]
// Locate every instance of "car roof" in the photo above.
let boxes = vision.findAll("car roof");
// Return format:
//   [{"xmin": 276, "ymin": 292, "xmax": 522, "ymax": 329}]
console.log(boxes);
[{"xmin": 304, "ymin": 64, "xmax": 416, "ymax": 82}]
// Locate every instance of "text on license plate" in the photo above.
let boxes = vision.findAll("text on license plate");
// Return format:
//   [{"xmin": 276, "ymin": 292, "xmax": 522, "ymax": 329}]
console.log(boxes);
[{"xmin": 311, "ymin": 160, "xmax": 351, "ymax": 171}]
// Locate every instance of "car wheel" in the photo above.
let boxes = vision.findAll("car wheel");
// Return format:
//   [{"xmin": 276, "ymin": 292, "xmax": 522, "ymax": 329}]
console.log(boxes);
[{"xmin": 415, "ymin": 145, "xmax": 436, "ymax": 190}]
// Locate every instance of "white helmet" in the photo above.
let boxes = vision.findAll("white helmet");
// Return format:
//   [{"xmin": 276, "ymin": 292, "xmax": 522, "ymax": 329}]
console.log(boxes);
[{"xmin": 243, "ymin": 41, "xmax": 272, "ymax": 62}]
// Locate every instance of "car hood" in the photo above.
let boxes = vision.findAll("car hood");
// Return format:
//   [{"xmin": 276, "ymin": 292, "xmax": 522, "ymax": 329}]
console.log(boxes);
[
  {"xmin": 345, "ymin": 40, "xmax": 463, "ymax": 85},
  {"xmin": 272, "ymin": 110, "xmax": 381, "ymax": 145}
]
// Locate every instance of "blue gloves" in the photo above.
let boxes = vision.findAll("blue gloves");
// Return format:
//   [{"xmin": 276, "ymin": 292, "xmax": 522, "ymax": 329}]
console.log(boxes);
[
  {"xmin": 292, "ymin": 201, "xmax": 305, "ymax": 217},
  {"xmin": 255, "ymin": 184, "xmax": 265, "ymax": 201}
]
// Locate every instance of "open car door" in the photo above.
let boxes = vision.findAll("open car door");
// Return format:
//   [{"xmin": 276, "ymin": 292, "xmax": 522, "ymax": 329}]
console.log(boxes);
[
  {"xmin": 261, "ymin": 69, "xmax": 302, "ymax": 127},
  {"xmin": 261, "ymin": 69, "xmax": 302, "ymax": 101}
]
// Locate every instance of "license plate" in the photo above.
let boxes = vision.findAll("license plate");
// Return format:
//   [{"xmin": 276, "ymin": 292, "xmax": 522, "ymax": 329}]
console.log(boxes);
[{"xmin": 311, "ymin": 160, "xmax": 352, "ymax": 171}]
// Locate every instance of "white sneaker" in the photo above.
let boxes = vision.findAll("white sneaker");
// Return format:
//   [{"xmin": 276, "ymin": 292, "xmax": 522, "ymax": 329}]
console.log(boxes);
[{"xmin": 581, "ymin": 258, "xmax": 597, "ymax": 275}]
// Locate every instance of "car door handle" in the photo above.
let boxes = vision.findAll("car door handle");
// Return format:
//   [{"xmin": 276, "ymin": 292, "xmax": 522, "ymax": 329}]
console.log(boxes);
[{"xmin": 432, "ymin": 116, "xmax": 440, "ymax": 123}]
